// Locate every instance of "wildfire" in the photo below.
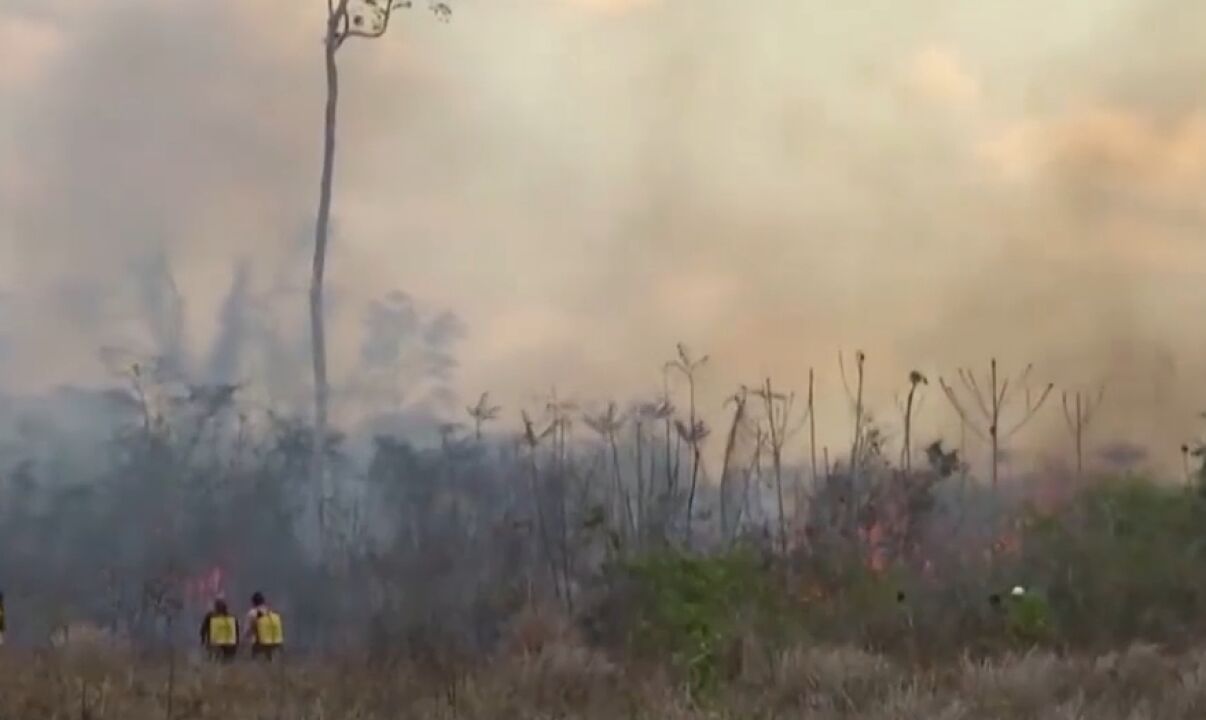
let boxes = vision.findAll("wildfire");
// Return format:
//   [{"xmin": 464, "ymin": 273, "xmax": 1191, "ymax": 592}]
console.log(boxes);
[{"xmin": 183, "ymin": 565, "xmax": 225, "ymax": 606}]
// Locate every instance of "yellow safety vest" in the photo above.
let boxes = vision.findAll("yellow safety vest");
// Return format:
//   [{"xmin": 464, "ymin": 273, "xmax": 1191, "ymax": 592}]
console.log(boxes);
[
  {"xmin": 254, "ymin": 611, "xmax": 283, "ymax": 647},
  {"xmin": 208, "ymin": 615, "xmax": 237, "ymax": 647}
]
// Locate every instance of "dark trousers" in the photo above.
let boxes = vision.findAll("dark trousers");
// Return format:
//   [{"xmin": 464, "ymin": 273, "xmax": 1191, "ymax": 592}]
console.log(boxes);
[
  {"xmin": 251, "ymin": 644, "xmax": 280, "ymax": 661},
  {"xmin": 208, "ymin": 646, "xmax": 238, "ymax": 663}
]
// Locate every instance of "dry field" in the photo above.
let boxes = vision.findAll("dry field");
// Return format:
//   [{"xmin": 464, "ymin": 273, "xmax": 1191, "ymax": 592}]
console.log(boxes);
[{"xmin": 5, "ymin": 641, "xmax": 1206, "ymax": 720}]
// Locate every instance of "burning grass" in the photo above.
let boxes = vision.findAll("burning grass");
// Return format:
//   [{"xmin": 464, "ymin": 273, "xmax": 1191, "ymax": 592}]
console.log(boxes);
[{"xmin": 7, "ymin": 643, "xmax": 1206, "ymax": 719}]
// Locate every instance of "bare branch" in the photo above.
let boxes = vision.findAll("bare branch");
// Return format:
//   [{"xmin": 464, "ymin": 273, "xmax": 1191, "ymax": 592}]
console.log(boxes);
[
  {"xmin": 339, "ymin": 25, "xmax": 389, "ymax": 43},
  {"xmin": 1017, "ymin": 363, "xmax": 1035, "ymax": 392},
  {"xmin": 938, "ymin": 377, "xmax": 987, "ymax": 441},
  {"xmin": 1082, "ymin": 385, "xmax": 1107, "ymax": 427},
  {"xmin": 676, "ymin": 342, "xmax": 693, "ymax": 369},
  {"xmin": 1005, "ymin": 382, "xmax": 1055, "ymax": 438},
  {"xmin": 838, "ymin": 350, "xmax": 855, "ymax": 406},
  {"xmin": 333, "ymin": 0, "xmax": 449, "ymax": 49},
  {"xmin": 959, "ymin": 368, "xmax": 992, "ymax": 420}
]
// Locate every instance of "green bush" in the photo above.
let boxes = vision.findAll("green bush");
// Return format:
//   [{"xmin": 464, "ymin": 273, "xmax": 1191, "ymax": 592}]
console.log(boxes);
[
  {"xmin": 586, "ymin": 475, "xmax": 1206, "ymax": 678},
  {"xmin": 614, "ymin": 550, "xmax": 787, "ymax": 697},
  {"xmin": 1019, "ymin": 476, "xmax": 1206, "ymax": 649},
  {"xmin": 1005, "ymin": 591, "xmax": 1054, "ymax": 646}
]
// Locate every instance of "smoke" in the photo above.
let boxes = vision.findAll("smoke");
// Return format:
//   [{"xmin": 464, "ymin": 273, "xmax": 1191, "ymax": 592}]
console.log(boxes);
[
  {"xmin": 206, "ymin": 261, "xmax": 250, "ymax": 384},
  {"xmin": 3, "ymin": 0, "xmax": 1206, "ymax": 472}
]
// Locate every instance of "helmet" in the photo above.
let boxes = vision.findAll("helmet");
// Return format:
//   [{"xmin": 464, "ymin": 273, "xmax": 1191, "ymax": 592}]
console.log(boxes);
[{"xmin": 1011, "ymin": 585, "xmax": 1026, "ymax": 597}]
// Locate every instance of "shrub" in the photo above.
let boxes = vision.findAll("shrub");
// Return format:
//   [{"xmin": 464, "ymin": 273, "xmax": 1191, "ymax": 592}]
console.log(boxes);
[
  {"xmin": 1005, "ymin": 591, "xmax": 1055, "ymax": 646},
  {"xmin": 605, "ymin": 549, "xmax": 787, "ymax": 698},
  {"xmin": 1019, "ymin": 476, "xmax": 1206, "ymax": 649}
]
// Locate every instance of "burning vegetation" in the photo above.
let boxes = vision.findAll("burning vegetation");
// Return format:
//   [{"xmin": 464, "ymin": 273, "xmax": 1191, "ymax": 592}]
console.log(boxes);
[{"xmin": 3, "ymin": 342, "xmax": 1206, "ymax": 717}]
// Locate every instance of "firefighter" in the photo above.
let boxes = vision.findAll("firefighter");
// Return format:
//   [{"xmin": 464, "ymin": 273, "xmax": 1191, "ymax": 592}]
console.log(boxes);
[
  {"xmin": 245, "ymin": 592, "xmax": 283, "ymax": 660},
  {"xmin": 200, "ymin": 597, "xmax": 239, "ymax": 662},
  {"xmin": 0, "ymin": 590, "xmax": 6, "ymax": 646}
]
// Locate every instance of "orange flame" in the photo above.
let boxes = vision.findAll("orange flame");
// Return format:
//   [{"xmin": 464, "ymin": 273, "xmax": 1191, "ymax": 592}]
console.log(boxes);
[{"xmin": 183, "ymin": 566, "xmax": 225, "ymax": 606}]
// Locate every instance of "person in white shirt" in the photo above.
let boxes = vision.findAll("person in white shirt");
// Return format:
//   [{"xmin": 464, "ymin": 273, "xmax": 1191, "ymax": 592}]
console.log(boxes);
[{"xmin": 244, "ymin": 591, "xmax": 283, "ymax": 660}]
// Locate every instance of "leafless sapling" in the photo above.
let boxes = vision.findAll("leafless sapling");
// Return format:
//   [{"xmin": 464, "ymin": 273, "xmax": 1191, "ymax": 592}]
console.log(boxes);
[
  {"xmin": 938, "ymin": 359, "xmax": 1054, "ymax": 487},
  {"xmin": 839, "ymin": 350, "xmax": 868, "ymax": 532},
  {"xmin": 584, "ymin": 402, "xmax": 635, "ymax": 543},
  {"xmin": 839, "ymin": 350, "xmax": 868, "ymax": 469},
  {"xmin": 544, "ymin": 388, "xmax": 578, "ymax": 612},
  {"xmin": 1062, "ymin": 385, "xmax": 1105, "ymax": 478},
  {"xmin": 661, "ymin": 366, "xmax": 679, "ymax": 498},
  {"xmin": 754, "ymin": 378, "xmax": 796, "ymax": 555},
  {"xmin": 466, "ymin": 392, "xmax": 501, "ymax": 442},
  {"xmin": 634, "ymin": 398, "xmax": 673, "ymax": 544},
  {"xmin": 739, "ymin": 423, "xmax": 769, "ymax": 533},
  {"xmin": 718, "ymin": 387, "xmax": 750, "ymax": 544},
  {"xmin": 899, "ymin": 370, "xmax": 928, "ymax": 474},
  {"xmin": 520, "ymin": 410, "xmax": 561, "ymax": 606},
  {"xmin": 666, "ymin": 343, "xmax": 710, "ymax": 545}
]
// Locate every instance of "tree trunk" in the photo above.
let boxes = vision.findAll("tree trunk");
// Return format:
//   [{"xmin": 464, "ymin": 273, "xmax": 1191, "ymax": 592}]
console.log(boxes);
[
  {"xmin": 1075, "ymin": 393, "xmax": 1083, "ymax": 478},
  {"xmin": 808, "ymin": 368, "xmax": 818, "ymax": 491},
  {"xmin": 765, "ymin": 380, "xmax": 787, "ymax": 556},
  {"xmin": 609, "ymin": 433, "xmax": 634, "ymax": 542},
  {"xmin": 903, "ymin": 383, "xmax": 917, "ymax": 473},
  {"xmin": 684, "ymin": 377, "xmax": 700, "ymax": 546},
  {"xmin": 718, "ymin": 393, "xmax": 746, "ymax": 544},
  {"xmin": 634, "ymin": 421, "xmax": 646, "ymax": 546},
  {"xmin": 990, "ymin": 359, "xmax": 999, "ymax": 488},
  {"xmin": 311, "ymin": 23, "xmax": 340, "ymax": 531}
]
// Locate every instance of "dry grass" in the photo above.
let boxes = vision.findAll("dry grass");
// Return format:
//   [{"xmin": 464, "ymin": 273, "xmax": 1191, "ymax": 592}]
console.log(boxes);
[{"xmin": 7, "ymin": 642, "xmax": 1206, "ymax": 719}]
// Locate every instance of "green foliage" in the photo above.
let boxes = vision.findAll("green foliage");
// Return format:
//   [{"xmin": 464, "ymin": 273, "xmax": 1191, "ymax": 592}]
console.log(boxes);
[
  {"xmin": 1019, "ymin": 476, "xmax": 1206, "ymax": 648},
  {"xmin": 618, "ymin": 550, "xmax": 783, "ymax": 698},
  {"xmin": 1005, "ymin": 592, "xmax": 1053, "ymax": 646}
]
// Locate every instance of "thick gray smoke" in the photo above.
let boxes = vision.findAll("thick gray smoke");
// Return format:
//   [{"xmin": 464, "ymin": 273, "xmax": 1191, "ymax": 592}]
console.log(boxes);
[
  {"xmin": 5, "ymin": 0, "xmax": 1206, "ymax": 659},
  {"xmin": 3, "ymin": 0, "xmax": 1206, "ymax": 474}
]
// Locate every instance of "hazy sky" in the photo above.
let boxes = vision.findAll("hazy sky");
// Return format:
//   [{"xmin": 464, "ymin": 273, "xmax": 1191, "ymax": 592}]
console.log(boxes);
[{"xmin": 3, "ymin": 0, "xmax": 1206, "ymax": 469}]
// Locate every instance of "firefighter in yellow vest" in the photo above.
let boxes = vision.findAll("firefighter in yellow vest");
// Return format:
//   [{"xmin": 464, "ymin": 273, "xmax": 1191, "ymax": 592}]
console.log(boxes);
[
  {"xmin": 200, "ymin": 597, "xmax": 239, "ymax": 661},
  {"xmin": 245, "ymin": 592, "xmax": 283, "ymax": 660}
]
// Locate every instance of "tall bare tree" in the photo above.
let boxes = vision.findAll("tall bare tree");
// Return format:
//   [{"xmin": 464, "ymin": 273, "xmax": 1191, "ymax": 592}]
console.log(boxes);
[{"xmin": 310, "ymin": 0, "xmax": 452, "ymax": 516}]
